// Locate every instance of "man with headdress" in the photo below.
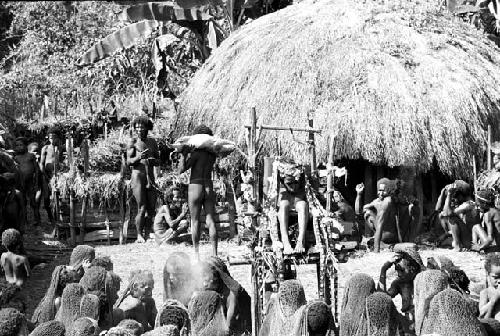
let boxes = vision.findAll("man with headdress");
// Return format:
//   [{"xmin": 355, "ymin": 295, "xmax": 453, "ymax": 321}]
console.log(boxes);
[
  {"xmin": 360, "ymin": 178, "xmax": 398, "ymax": 252},
  {"xmin": 436, "ymin": 180, "xmax": 478, "ymax": 251},
  {"xmin": 127, "ymin": 115, "xmax": 159, "ymax": 243},
  {"xmin": 178, "ymin": 125, "xmax": 218, "ymax": 258},
  {"xmin": 200, "ymin": 256, "xmax": 251, "ymax": 335},
  {"xmin": 472, "ymin": 189, "xmax": 500, "ymax": 252}
]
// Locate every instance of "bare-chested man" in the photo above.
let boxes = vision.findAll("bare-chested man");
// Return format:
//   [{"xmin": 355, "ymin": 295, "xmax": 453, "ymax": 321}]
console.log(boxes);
[
  {"xmin": 178, "ymin": 125, "xmax": 217, "ymax": 259},
  {"xmin": 14, "ymin": 137, "xmax": 40, "ymax": 226},
  {"xmin": 127, "ymin": 116, "xmax": 159, "ymax": 244},
  {"xmin": 472, "ymin": 189, "xmax": 500, "ymax": 252},
  {"xmin": 40, "ymin": 130, "xmax": 60, "ymax": 227},
  {"xmin": 360, "ymin": 178, "xmax": 398, "ymax": 253}
]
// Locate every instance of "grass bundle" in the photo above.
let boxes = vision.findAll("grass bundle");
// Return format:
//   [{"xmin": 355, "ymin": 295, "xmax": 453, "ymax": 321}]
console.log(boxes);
[{"xmin": 179, "ymin": 0, "xmax": 500, "ymax": 178}]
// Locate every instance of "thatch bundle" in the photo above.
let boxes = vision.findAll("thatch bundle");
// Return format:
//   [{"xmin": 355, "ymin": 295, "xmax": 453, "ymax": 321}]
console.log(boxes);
[{"xmin": 179, "ymin": 0, "xmax": 500, "ymax": 177}]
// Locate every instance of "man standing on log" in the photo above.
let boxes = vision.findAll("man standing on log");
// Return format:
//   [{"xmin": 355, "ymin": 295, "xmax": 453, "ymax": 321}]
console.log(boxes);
[
  {"xmin": 127, "ymin": 116, "xmax": 159, "ymax": 244},
  {"xmin": 178, "ymin": 125, "xmax": 218, "ymax": 259}
]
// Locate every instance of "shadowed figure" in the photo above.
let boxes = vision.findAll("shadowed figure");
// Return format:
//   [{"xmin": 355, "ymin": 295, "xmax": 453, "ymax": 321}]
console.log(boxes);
[{"xmin": 163, "ymin": 252, "xmax": 195, "ymax": 307}]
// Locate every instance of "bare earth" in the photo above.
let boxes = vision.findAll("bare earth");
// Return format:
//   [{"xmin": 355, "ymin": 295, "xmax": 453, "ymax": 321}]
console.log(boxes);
[{"xmin": 25, "ymin": 240, "xmax": 486, "ymax": 319}]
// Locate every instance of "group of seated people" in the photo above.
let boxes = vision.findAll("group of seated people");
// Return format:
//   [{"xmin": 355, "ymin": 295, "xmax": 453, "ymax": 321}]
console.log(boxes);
[
  {"xmin": 341, "ymin": 243, "xmax": 500, "ymax": 336},
  {"xmin": 267, "ymin": 155, "xmax": 500, "ymax": 256},
  {"xmin": 0, "ymin": 241, "xmax": 258, "ymax": 336}
]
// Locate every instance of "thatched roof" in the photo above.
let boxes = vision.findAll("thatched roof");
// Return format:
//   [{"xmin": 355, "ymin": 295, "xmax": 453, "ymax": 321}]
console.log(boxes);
[{"xmin": 178, "ymin": 0, "xmax": 500, "ymax": 177}]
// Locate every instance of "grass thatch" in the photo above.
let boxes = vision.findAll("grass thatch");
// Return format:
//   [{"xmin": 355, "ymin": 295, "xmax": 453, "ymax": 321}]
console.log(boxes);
[{"xmin": 178, "ymin": 0, "xmax": 500, "ymax": 177}]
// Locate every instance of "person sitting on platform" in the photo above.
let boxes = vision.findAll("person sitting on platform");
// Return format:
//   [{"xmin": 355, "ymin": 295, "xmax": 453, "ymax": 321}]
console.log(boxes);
[
  {"xmin": 0, "ymin": 229, "xmax": 29, "ymax": 288},
  {"xmin": 277, "ymin": 161, "xmax": 309, "ymax": 254},
  {"xmin": 153, "ymin": 187, "xmax": 189, "ymax": 245},
  {"xmin": 114, "ymin": 270, "xmax": 157, "ymax": 331},
  {"xmin": 471, "ymin": 189, "xmax": 500, "ymax": 252},
  {"xmin": 436, "ymin": 180, "xmax": 478, "ymax": 251},
  {"xmin": 356, "ymin": 179, "xmax": 398, "ymax": 252},
  {"xmin": 200, "ymin": 256, "xmax": 251, "ymax": 335}
]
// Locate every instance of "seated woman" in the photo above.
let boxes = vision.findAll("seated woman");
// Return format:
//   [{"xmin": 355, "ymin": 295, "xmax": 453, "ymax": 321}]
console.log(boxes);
[
  {"xmin": 188, "ymin": 290, "xmax": 228, "ymax": 336},
  {"xmin": 277, "ymin": 161, "xmax": 310, "ymax": 254},
  {"xmin": 201, "ymin": 256, "xmax": 251, "ymax": 335},
  {"xmin": 260, "ymin": 280, "xmax": 307, "ymax": 336},
  {"xmin": 154, "ymin": 299, "xmax": 190, "ymax": 333},
  {"xmin": 31, "ymin": 265, "xmax": 79, "ymax": 325},
  {"xmin": 163, "ymin": 252, "xmax": 195, "ymax": 307},
  {"xmin": 365, "ymin": 292, "xmax": 403, "ymax": 335},
  {"xmin": 292, "ymin": 300, "xmax": 335, "ymax": 336},
  {"xmin": 339, "ymin": 273, "xmax": 375, "ymax": 336}
]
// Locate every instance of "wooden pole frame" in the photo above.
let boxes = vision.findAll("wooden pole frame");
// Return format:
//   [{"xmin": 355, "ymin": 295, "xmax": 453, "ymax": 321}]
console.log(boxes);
[{"xmin": 245, "ymin": 107, "xmax": 322, "ymax": 336}]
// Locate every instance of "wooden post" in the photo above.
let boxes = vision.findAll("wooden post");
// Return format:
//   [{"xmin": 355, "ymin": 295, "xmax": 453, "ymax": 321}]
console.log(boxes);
[
  {"xmin": 66, "ymin": 133, "xmax": 76, "ymax": 246},
  {"xmin": 80, "ymin": 137, "xmax": 89, "ymax": 244},
  {"xmin": 488, "ymin": 125, "xmax": 492, "ymax": 170},
  {"xmin": 415, "ymin": 173, "xmax": 424, "ymax": 240},
  {"xmin": 364, "ymin": 164, "xmax": 374, "ymax": 205},
  {"xmin": 326, "ymin": 136, "xmax": 335, "ymax": 212},
  {"xmin": 225, "ymin": 180, "xmax": 237, "ymax": 239},
  {"xmin": 263, "ymin": 157, "xmax": 274, "ymax": 198},
  {"xmin": 308, "ymin": 117, "xmax": 316, "ymax": 173},
  {"xmin": 473, "ymin": 156, "xmax": 478, "ymax": 197}
]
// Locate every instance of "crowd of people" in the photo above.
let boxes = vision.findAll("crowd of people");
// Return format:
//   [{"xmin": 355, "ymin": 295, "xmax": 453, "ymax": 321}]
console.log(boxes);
[{"xmin": 0, "ymin": 242, "xmax": 257, "ymax": 336}]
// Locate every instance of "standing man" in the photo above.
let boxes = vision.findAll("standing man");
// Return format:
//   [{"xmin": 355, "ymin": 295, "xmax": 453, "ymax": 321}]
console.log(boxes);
[
  {"xmin": 127, "ymin": 116, "xmax": 159, "ymax": 243},
  {"xmin": 40, "ymin": 129, "xmax": 60, "ymax": 230},
  {"xmin": 178, "ymin": 125, "xmax": 218, "ymax": 258}
]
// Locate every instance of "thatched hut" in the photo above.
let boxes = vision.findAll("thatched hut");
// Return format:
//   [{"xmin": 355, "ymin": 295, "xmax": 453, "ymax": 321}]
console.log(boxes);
[{"xmin": 178, "ymin": 0, "xmax": 500, "ymax": 211}]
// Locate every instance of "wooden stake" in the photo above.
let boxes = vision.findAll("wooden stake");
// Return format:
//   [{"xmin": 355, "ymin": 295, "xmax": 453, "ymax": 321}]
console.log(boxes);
[
  {"xmin": 326, "ymin": 136, "xmax": 335, "ymax": 212},
  {"xmin": 244, "ymin": 124, "xmax": 321, "ymax": 133},
  {"xmin": 308, "ymin": 117, "xmax": 316, "ymax": 173},
  {"xmin": 473, "ymin": 156, "xmax": 478, "ymax": 197},
  {"xmin": 488, "ymin": 125, "xmax": 492, "ymax": 170}
]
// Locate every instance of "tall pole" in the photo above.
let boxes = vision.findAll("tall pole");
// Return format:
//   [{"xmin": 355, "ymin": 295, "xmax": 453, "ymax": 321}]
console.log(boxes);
[
  {"xmin": 326, "ymin": 136, "xmax": 335, "ymax": 212},
  {"xmin": 488, "ymin": 125, "xmax": 492, "ymax": 170},
  {"xmin": 308, "ymin": 116, "xmax": 316, "ymax": 173}
]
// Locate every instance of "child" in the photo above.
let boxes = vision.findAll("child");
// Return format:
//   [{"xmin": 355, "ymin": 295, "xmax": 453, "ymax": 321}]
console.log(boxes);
[
  {"xmin": 114, "ymin": 270, "xmax": 157, "ymax": 331},
  {"xmin": 480, "ymin": 253, "xmax": 500, "ymax": 320},
  {"xmin": 0, "ymin": 229, "xmax": 29, "ymax": 287},
  {"xmin": 378, "ymin": 243, "xmax": 423, "ymax": 332},
  {"xmin": 13, "ymin": 137, "xmax": 40, "ymax": 226}
]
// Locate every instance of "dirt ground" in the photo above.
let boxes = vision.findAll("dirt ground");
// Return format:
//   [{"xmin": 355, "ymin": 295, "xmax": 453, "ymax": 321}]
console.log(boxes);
[{"xmin": 24, "ymin": 238, "xmax": 486, "ymax": 320}]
